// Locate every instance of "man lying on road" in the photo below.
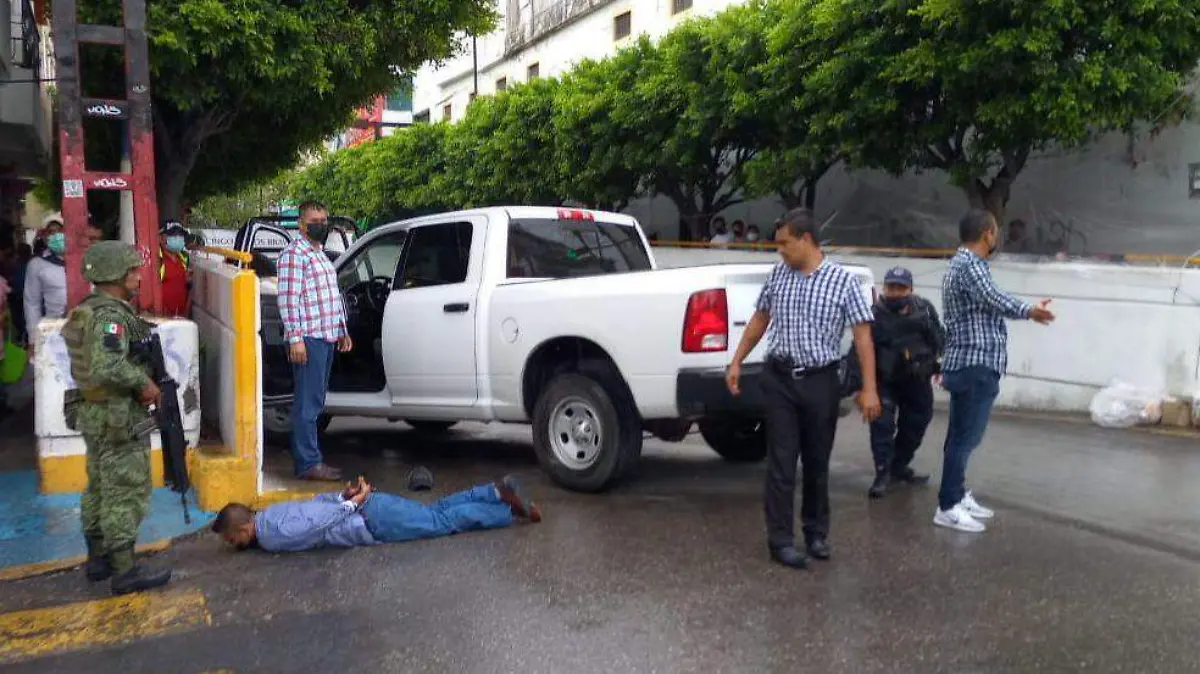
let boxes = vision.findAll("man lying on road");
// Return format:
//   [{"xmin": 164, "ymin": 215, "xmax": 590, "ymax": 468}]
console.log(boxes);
[{"xmin": 212, "ymin": 475, "xmax": 542, "ymax": 553}]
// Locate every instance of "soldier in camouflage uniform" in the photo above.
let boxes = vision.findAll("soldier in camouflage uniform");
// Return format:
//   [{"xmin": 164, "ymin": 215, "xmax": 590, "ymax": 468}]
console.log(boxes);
[{"xmin": 62, "ymin": 241, "xmax": 172, "ymax": 595}]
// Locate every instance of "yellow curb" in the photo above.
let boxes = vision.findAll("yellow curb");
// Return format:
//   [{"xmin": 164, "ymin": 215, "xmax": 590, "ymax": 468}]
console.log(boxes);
[
  {"xmin": 251, "ymin": 486, "xmax": 328, "ymax": 509},
  {"xmin": 0, "ymin": 539, "xmax": 172, "ymax": 583},
  {"xmin": 0, "ymin": 588, "xmax": 210, "ymax": 663}
]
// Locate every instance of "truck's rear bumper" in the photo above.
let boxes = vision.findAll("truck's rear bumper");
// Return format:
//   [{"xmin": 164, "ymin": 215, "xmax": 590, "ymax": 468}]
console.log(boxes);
[{"xmin": 675, "ymin": 364, "xmax": 768, "ymax": 419}]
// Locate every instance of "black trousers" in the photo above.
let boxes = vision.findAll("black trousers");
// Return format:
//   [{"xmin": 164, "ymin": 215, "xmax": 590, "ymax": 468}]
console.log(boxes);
[
  {"xmin": 868, "ymin": 376, "xmax": 934, "ymax": 473},
  {"xmin": 762, "ymin": 362, "xmax": 841, "ymax": 549}
]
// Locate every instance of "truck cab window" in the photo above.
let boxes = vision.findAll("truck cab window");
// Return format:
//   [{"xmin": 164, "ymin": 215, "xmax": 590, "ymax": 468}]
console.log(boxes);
[
  {"xmin": 506, "ymin": 218, "xmax": 651, "ymax": 279},
  {"xmin": 338, "ymin": 231, "xmax": 407, "ymax": 293},
  {"xmin": 400, "ymin": 222, "xmax": 473, "ymax": 289}
]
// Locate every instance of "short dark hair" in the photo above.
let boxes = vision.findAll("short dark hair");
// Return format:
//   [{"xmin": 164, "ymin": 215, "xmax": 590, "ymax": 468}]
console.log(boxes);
[
  {"xmin": 297, "ymin": 201, "xmax": 327, "ymax": 219},
  {"xmin": 211, "ymin": 503, "xmax": 254, "ymax": 534},
  {"xmin": 959, "ymin": 209, "xmax": 996, "ymax": 243},
  {"xmin": 775, "ymin": 207, "xmax": 820, "ymax": 243}
]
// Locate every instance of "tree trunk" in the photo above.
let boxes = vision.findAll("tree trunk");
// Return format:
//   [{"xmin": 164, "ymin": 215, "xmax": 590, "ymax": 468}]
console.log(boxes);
[
  {"xmin": 156, "ymin": 161, "xmax": 192, "ymax": 222},
  {"xmin": 963, "ymin": 178, "xmax": 1012, "ymax": 225}
]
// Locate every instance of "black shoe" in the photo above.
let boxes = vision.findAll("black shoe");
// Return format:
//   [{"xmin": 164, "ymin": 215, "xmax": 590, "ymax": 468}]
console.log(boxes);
[
  {"xmin": 84, "ymin": 538, "xmax": 112, "ymax": 582},
  {"xmin": 111, "ymin": 564, "xmax": 172, "ymax": 596},
  {"xmin": 891, "ymin": 467, "xmax": 930, "ymax": 485},
  {"xmin": 806, "ymin": 538, "xmax": 832, "ymax": 561},
  {"xmin": 868, "ymin": 472, "xmax": 892, "ymax": 499},
  {"xmin": 769, "ymin": 545, "xmax": 809, "ymax": 570}
]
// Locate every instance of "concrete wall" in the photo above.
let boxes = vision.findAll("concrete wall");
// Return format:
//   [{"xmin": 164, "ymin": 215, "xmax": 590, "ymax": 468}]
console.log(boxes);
[
  {"xmin": 653, "ymin": 246, "xmax": 1200, "ymax": 413},
  {"xmin": 33, "ymin": 318, "xmax": 201, "ymax": 493},
  {"xmin": 190, "ymin": 254, "xmax": 263, "ymax": 504}
]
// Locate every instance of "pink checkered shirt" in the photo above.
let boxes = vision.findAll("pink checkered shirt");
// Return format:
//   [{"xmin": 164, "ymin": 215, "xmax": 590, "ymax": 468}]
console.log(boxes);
[{"xmin": 277, "ymin": 237, "xmax": 347, "ymax": 344}]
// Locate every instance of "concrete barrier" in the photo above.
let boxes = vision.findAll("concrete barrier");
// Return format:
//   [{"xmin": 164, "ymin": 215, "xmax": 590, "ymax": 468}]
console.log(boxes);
[
  {"xmin": 653, "ymin": 245, "xmax": 1200, "ymax": 413},
  {"xmin": 32, "ymin": 318, "xmax": 201, "ymax": 494},
  {"xmin": 189, "ymin": 253, "xmax": 262, "ymax": 510}
]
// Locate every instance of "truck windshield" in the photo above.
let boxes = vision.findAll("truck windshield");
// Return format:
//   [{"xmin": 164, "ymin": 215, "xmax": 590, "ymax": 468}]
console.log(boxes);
[{"xmin": 506, "ymin": 218, "xmax": 651, "ymax": 279}]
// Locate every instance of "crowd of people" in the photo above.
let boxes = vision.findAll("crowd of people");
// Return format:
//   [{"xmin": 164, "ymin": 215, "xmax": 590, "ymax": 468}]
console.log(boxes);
[{"xmin": 0, "ymin": 213, "xmax": 199, "ymax": 422}]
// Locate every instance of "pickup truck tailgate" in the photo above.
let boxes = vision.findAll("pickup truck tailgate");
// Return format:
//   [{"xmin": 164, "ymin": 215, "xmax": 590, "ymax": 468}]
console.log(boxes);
[{"xmin": 723, "ymin": 268, "xmax": 773, "ymax": 362}]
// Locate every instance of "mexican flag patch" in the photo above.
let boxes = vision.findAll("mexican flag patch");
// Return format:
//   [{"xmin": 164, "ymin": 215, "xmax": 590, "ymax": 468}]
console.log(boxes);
[{"xmin": 104, "ymin": 323, "xmax": 123, "ymax": 337}]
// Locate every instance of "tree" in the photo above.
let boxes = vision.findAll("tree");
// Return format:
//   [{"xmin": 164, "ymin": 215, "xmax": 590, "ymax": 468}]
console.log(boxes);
[
  {"xmin": 553, "ymin": 52, "xmax": 653, "ymax": 211},
  {"xmin": 798, "ymin": 0, "xmax": 1200, "ymax": 222},
  {"xmin": 622, "ymin": 4, "xmax": 775, "ymax": 239},
  {"xmin": 743, "ymin": 0, "xmax": 841, "ymax": 211},
  {"xmin": 67, "ymin": 0, "xmax": 495, "ymax": 220},
  {"xmin": 442, "ymin": 78, "xmax": 566, "ymax": 207}
]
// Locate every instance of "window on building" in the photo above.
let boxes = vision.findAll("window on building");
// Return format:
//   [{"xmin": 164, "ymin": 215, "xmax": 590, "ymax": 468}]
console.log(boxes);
[
  {"xmin": 442, "ymin": 104, "xmax": 452, "ymax": 121},
  {"xmin": 496, "ymin": 77, "xmax": 507, "ymax": 92},
  {"xmin": 613, "ymin": 11, "xmax": 632, "ymax": 40},
  {"xmin": 414, "ymin": 109, "xmax": 431, "ymax": 124},
  {"xmin": 672, "ymin": 0, "xmax": 693, "ymax": 14},
  {"xmin": 385, "ymin": 78, "xmax": 413, "ymax": 112},
  {"xmin": 527, "ymin": 63, "xmax": 540, "ymax": 80}
]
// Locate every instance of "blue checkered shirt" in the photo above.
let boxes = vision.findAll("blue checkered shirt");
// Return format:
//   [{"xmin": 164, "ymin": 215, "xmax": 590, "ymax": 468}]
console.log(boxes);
[
  {"xmin": 941, "ymin": 247, "xmax": 1031, "ymax": 375},
  {"xmin": 756, "ymin": 258, "xmax": 873, "ymax": 369}
]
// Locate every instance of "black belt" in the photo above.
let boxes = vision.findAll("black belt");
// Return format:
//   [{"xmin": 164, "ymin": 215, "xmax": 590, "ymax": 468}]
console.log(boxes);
[{"xmin": 767, "ymin": 355, "xmax": 839, "ymax": 379}]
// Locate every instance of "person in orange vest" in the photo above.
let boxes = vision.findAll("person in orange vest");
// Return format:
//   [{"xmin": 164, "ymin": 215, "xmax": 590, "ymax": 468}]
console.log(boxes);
[{"xmin": 159, "ymin": 221, "xmax": 191, "ymax": 317}]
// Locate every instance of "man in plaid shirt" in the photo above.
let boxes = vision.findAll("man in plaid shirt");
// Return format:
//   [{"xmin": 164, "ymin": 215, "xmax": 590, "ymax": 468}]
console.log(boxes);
[
  {"xmin": 278, "ymin": 202, "xmax": 351, "ymax": 481},
  {"xmin": 935, "ymin": 209, "xmax": 1054, "ymax": 533}
]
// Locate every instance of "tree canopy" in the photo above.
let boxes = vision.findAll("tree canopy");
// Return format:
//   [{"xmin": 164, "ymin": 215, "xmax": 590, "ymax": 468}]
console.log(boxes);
[
  {"xmin": 280, "ymin": 0, "xmax": 1200, "ymax": 236},
  {"xmin": 51, "ymin": 0, "xmax": 495, "ymax": 220}
]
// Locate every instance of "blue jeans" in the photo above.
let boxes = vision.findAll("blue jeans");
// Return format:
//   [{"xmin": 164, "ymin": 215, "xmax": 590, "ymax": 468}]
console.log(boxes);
[
  {"xmin": 938, "ymin": 366, "xmax": 1001, "ymax": 510},
  {"xmin": 291, "ymin": 337, "xmax": 335, "ymax": 476},
  {"xmin": 360, "ymin": 485, "xmax": 514, "ymax": 543}
]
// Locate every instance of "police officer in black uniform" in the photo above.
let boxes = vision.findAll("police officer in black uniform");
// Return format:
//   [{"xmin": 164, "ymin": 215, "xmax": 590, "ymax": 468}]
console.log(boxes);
[{"xmin": 863, "ymin": 267, "xmax": 945, "ymax": 498}]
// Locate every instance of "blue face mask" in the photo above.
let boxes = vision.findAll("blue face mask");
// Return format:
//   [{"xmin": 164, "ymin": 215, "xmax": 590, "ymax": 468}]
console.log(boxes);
[
  {"xmin": 47, "ymin": 232, "xmax": 66, "ymax": 255},
  {"xmin": 166, "ymin": 235, "xmax": 186, "ymax": 253}
]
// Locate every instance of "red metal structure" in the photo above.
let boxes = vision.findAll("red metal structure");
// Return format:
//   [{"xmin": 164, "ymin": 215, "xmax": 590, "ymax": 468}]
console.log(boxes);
[{"xmin": 53, "ymin": 0, "xmax": 161, "ymax": 313}]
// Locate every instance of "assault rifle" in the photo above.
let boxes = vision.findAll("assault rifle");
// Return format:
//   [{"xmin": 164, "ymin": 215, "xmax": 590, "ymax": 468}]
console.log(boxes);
[{"xmin": 135, "ymin": 332, "xmax": 192, "ymax": 524}]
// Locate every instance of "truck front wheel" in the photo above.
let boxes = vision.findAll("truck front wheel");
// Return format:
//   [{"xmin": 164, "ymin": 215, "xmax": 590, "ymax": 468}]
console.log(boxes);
[
  {"xmin": 532, "ymin": 371, "xmax": 643, "ymax": 493},
  {"xmin": 698, "ymin": 418, "xmax": 768, "ymax": 463}
]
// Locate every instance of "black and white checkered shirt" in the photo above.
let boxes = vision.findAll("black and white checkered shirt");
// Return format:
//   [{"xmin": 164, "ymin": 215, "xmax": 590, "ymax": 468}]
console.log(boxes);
[
  {"xmin": 756, "ymin": 258, "xmax": 873, "ymax": 369},
  {"xmin": 942, "ymin": 247, "xmax": 1031, "ymax": 375}
]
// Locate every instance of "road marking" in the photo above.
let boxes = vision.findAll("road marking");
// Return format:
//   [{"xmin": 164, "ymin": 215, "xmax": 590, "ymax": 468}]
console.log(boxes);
[{"xmin": 0, "ymin": 589, "xmax": 210, "ymax": 662}]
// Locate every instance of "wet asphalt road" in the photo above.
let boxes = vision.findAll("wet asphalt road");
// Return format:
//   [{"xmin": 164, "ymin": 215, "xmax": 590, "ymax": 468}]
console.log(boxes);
[{"xmin": 3, "ymin": 412, "xmax": 1200, "ymax": 673}]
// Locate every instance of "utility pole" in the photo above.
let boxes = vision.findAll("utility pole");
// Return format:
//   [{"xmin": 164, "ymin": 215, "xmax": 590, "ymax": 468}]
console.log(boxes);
[{"xmin": 53, "ymin": 0, "xmax": 162, "ymax": 313}]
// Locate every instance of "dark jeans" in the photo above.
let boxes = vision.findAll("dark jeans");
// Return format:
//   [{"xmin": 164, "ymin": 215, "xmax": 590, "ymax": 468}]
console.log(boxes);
[
  {"xmin": 762, "ymin": 363, "xmax": 841, "ymax": 549},
  {"xmin": 938, "ymin": 366, "xmax": 1001, "ymax": 510},
  {"xmin": 291, "ymin": 337, "xmax": 335, "ymax": 476},
  {"xmin": 868, "ymin": 376, "xmax": 934, "ymax": 474}
]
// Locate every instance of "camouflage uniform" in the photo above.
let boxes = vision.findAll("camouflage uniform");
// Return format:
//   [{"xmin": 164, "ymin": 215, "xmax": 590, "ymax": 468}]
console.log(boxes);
[{"xmin": 61, "ymin": 242, "xmax": 154, "ymax": 578}]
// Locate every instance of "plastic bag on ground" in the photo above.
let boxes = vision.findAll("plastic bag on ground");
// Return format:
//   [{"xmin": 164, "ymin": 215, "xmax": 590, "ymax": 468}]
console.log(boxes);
[{"xmin": 1089, "ymin": 380, "xmax": 1164, "ymax": 428}]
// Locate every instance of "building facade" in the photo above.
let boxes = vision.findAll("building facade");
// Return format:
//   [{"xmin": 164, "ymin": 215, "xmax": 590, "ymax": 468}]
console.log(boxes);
[
  {"xmin": 0, "ymin": 0, "xmax": 53, "ymax": 232},
  {"xmin": 326, "ymin": 78, "xmax": 415, "ymax": 151}
]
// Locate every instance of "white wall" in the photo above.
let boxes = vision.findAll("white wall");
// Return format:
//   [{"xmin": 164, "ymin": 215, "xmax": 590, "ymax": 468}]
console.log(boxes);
[{"xmin": 653, "ymin": 246, "xmax": 1200, "ymax": 412}]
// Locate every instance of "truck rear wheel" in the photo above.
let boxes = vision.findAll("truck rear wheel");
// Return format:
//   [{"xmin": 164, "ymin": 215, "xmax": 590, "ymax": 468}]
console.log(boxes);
[
  {"xmin": 263, "ymin": 406, "xmax": 332, "ymax": 447},
  {"xmin": 698, "ymin": 418, "xmax": 768, "ymax": 463},
  {"xmin": 532, "ymin": 371, "xmax": 643, "ymax": 493}
]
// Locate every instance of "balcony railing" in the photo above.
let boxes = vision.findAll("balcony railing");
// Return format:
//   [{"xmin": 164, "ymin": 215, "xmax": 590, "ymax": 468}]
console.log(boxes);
[
  {"xmin": 505, "ymin": 0, "xmax": 615, "ymax": 54},
  {"xmin": 9, "ymin": 0, "xmax": 39, "ymax": 70}
]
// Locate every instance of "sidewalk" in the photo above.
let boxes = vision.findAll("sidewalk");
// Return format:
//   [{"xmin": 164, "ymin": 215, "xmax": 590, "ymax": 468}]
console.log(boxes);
[{"xmin": 0, "ymin": 412, "xmax": 213, "ymax": 580}]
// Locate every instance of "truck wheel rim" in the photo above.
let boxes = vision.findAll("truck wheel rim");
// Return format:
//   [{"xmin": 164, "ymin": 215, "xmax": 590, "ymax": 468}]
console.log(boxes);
[{"xmin": 549, "ymin": 397, "xmax": 603, "ymax": 470}]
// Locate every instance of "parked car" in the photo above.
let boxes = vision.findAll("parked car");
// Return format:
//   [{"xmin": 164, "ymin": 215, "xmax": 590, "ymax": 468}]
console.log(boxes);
[{"xmin": 231, "ymin": 206, "xmax": 875, "ymax": 492}]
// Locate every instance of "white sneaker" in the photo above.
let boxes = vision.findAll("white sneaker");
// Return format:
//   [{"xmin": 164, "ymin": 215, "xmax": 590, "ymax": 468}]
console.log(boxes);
[
  {"xmin": 933, "ymin": 504, "xmax": 986, "ymax": 533},
  {"xmin": 960, "ymin": 491, "xmax": 994, "ymax": 520}
]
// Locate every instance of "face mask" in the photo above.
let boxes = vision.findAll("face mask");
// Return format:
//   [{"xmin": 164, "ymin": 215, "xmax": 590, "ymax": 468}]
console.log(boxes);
[
  {"xmin": 306, "ymin": 222, "xmax": 329, "ymax": 244},
  {"xmin": 883, "ymin": 296, "xmax": 911, "ymax": 312},
  {"xmin": 47, "ymin": 232, "xmax": 66, "ymax": 255},
  {"xmin": 166, "ymin": 235, "xmax": 186, "ymax": 252},
  {"xmin": 746, "ymin": 232, "xmax": 759, "ymax": 242}
]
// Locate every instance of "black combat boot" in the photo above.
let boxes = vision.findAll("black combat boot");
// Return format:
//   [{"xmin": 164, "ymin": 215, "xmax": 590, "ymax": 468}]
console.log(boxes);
[
  {"xmin": 868, "ymin": 470, "xmax": 891, "ymax": 499},
  {"xmin": 109, "ymin": 548, "xmax": 172, "ymax": 596},
  {"xmin": 84, "ymin": 537, "xmax": 113, "ymax": 582}
]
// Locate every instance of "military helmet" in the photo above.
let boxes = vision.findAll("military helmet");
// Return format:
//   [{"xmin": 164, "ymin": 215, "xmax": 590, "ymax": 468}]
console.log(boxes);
[{"xmin": 83, "ymin": 241, "xmax": 143, "ymax": 283}]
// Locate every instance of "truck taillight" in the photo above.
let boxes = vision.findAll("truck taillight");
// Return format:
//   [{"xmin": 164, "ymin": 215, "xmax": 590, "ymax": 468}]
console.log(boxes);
[{"xmin": 682, "ymin": 289, "xmax": 728, "ymax": 353}]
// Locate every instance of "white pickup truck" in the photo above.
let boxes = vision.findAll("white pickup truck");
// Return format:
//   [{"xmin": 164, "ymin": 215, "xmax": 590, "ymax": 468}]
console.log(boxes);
[{"xmin": 237, "ymin": 207, "xmax": 875, "ymax": 492}]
